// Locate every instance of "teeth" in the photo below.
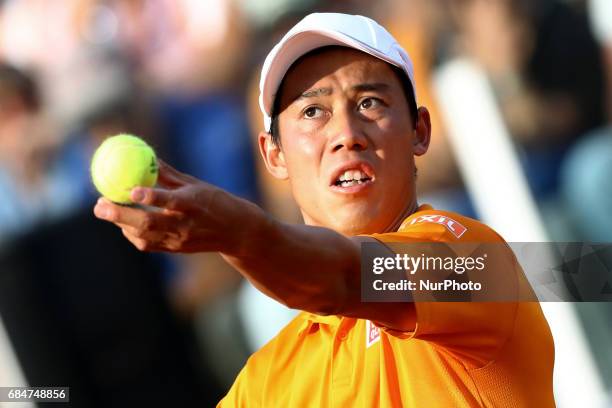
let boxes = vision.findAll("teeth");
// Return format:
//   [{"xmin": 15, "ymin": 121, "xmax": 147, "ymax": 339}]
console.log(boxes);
[
  {"xmin": 339, "ymin": 169, "xmax": 367, "ymax": 182},
  {"xmin": 338, "ymin": 179, "xmax": 367, "ymax": 187},
  {"xmin": 335, "ymin": 168, "xmax": 373, "ymax": 187}
]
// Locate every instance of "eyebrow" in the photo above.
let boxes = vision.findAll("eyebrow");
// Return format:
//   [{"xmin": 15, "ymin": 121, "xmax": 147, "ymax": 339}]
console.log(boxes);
[
  {"xmin": 296, "ymin": 82, "xmax": 391, "ymax": 101},
  {"xmin": 299, "ymin": 88, "xmax": 332, "ymax": 99},
  {"xmin": 352, "ymin": 82, "xmax": 390, "ymax": 93}
]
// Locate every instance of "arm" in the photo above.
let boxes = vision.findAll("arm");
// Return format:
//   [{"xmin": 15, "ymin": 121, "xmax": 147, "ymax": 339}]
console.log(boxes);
[{"xmin": 94, "ymin": 160, "xmax": 414, "ymax": 330}]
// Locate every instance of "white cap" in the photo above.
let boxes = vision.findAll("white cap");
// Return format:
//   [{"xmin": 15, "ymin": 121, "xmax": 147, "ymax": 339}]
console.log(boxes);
[{"xmin": 259, "ymin": 12, "xmax": 417, "ymax": 132}]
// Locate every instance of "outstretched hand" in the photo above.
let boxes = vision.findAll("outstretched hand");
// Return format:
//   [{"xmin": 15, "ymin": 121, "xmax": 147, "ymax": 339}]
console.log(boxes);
[{"xmin": 93, "ymin": 159, "xmax": 262, "ymax": 254}]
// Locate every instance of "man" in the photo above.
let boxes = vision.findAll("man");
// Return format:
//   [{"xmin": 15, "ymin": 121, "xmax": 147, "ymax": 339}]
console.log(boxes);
[{"xmin": 94, "ymin": 13, "xmax": 555, "ymax": 407}]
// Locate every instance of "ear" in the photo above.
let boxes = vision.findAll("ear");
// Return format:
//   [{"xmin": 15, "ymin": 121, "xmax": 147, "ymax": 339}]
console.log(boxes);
[
  {"xmin": 258, "ymin": 131, "xmax": 289, "ymax": 180},
  {"xmin": 412, "ymin": 107, "xmax": 432, "ymax": 156}
]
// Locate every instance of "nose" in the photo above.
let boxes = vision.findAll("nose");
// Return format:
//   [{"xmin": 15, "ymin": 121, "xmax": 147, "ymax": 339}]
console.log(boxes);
[{"xmin": 328, "ymin": 110, "xmax": 368, "ymax": 153}]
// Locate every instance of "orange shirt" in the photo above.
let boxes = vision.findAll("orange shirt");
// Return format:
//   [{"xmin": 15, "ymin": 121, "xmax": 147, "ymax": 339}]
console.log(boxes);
[{"xmin": 218, "ymin": 205, "xmax": 555, "ymax": 407}]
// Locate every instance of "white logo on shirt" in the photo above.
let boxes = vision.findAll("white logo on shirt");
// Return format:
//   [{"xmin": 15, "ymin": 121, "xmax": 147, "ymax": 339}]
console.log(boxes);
[{"xmin": 407, "ymin": 214, "xmax": 468, "ymax": 238}]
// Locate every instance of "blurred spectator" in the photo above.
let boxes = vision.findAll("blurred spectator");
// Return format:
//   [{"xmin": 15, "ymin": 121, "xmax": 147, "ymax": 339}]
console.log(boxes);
[
  {"xmin": 561, "ymin": 128, "xmax": 612, "ymax": 242},
  {"xmin": 0, "ymin": 208, "xmax": 225, "ymax": 406},
  {"xmin": 128, "ymin": 0, "xmax": 258, "ymax": 314},
  {"xmin": 153, "ymin": 91, "xmax": 258, "ymax": 315},
  {"xmin": 0, "ymin": 63, "xmax": 83, "ymax": 246},
  {"xmin": 450, "ymin": 0, "xmax": 605, "ymax": 199},
  {"xmin": 559, "ymin": 0, "xmax": 612, "ymax": 242},
  {"xmin": 564, "ymin": 3, "xmax": 612, "ymax": 397},
  {"xmin": 113, "ymin": 0, "xmax": 249, "ymax": 94}
]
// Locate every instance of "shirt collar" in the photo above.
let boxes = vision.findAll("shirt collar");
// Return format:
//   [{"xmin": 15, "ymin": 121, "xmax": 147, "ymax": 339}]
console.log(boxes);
[{"xmin": 298, "ymin": 312, "xmax": 342, "ymax": 335}]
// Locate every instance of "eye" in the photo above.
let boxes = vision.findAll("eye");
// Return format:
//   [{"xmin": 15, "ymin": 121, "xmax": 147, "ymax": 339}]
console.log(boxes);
[
  {"xmin": 358, "ymin": 97, "xmax": 382, "ymax": 110},
  {"xmin": 303, "ymin": 106, "xmax": 324, "ymax": 119}
]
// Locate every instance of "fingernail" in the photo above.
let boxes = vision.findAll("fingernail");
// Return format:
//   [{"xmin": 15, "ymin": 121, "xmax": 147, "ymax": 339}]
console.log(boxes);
[
  {"xmin": 131, "ymin": 188, "xmax": 144, "ymax": 202},
  {"xmin": 95, "ymin": 205, "xmax": 109, "ymax": 219}
]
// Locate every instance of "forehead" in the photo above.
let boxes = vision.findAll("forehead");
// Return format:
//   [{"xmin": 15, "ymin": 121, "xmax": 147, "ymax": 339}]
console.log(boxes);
[{"xmin": 279, "ymin": 47, "xmax": 400, "ymax": 102}]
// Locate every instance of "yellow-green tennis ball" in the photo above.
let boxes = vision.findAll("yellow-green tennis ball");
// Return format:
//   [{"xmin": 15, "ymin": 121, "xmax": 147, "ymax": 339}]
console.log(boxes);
[{"xmin": 90, "ymin": 134, "xmax": 158, "ymax": 204}]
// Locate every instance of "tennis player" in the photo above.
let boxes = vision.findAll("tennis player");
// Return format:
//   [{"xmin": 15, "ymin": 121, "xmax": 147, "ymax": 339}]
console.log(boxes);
[{"xmin": 94, "ymin": 13, "xmax": 555, "ymax": 407}]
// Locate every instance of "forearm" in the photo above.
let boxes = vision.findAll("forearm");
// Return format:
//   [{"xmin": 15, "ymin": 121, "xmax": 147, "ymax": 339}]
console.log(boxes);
[{"xmin": 222, "ymin": 204, "xmax": 360, "ymax": 315}]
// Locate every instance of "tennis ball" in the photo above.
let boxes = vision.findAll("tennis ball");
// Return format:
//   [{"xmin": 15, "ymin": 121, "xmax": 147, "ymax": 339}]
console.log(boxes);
[{"xmin": 90, "ymin": 134, "xmax": 158, "ymax": 204}]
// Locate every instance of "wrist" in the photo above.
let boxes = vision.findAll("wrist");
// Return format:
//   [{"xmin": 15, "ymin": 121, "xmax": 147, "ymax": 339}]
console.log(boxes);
[{"xmin": 223, "ymin": 197, "xmax": 280, "ymax": 259}]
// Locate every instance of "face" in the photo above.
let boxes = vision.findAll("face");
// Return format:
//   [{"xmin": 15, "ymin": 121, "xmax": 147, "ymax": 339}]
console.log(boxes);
[{"xmin": 259, "ymin": 48, "xmax": 431, "ymax": 235}]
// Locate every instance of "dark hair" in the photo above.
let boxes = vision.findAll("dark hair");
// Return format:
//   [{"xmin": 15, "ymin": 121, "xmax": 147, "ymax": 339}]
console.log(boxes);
[
  {"xmin": 0, "ymin": 63, "xmax": 40, "ymax": 111},
  {"xmin": 269, "ymin": 46, "xmax": 418, "ymax": 146}
]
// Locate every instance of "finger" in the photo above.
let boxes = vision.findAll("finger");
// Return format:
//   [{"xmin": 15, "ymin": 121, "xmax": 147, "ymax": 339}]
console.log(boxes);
[
  {"xmin": 94, "ymin": 197, "xmax": 179, "ymax": 231},
  {"xmin": 130, "ymin": 187, "xmax": 181, "ymax": 210},
  {"xmin": 94, "ymin": 197, "xmax": 145, "ymax": 226},
  {"xmin": 118, "ymin": 220, "xmax": 181, "ymax": 243},
  {"xmin": 156, "ymin": 159, "xmax": 185, "ymax": 188},
  {"xmin": 121, "ymin": 228, "xmax": 152, "ymax": 252},
  {"xmin": 121, "ymin": 226, "xmax": 184, "ymax": 253},
  {"xmin": 121, "ymin": 226, "xmax": 170, "ymax": 252},
  {"xmin": 157, "ymin": 166, "xmax": 183, "ymax": 188},
  {"xmin": 157, "ymin": 159, "xmax": 200, "ymax": 186},
  {"xmin": 157, "ymin": 159, "xmax": 191, "ymax": 188}
]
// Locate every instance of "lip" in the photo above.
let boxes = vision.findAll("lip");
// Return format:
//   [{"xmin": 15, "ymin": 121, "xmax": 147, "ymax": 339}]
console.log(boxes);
[{"xmin": 329, "ymin": 160, "xmax": 376, "ymax": 194}]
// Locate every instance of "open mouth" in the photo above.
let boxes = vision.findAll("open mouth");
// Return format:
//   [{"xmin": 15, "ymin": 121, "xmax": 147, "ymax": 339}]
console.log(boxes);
[
  {"xmin": 330, "ymin": 162, "xmax": 375, "ymax": 193},
  {"xmin": 333, "ymin": 169, "xmax": 373, "ymax": 187}
]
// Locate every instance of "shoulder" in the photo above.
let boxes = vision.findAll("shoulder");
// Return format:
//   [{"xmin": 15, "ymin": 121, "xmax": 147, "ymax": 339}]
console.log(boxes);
[
  {"xmin": 371, "ymin": 204, "xmax": 507, "ymax": 244},
  {"xmin": 219, "ymin": 313, "xmax": 309, "ymax": 407},
  {"xmin": 242, "ymin": 312, "xmax": 309, "ymax": 372}
]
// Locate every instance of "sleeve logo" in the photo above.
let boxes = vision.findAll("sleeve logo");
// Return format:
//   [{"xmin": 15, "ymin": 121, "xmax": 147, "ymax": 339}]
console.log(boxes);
[
  {"xmin": 408, "ymin": 214, "xmax": 468, "ymax": 238},
  {"xmin": 366, "ymin": 320, "xmax": 381, "ymax": 348}
]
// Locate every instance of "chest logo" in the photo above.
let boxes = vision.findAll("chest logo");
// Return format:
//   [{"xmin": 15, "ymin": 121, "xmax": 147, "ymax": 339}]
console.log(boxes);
[{"xmin": 366, "ymin": 320, "xmax": 381, "ymax": 348}]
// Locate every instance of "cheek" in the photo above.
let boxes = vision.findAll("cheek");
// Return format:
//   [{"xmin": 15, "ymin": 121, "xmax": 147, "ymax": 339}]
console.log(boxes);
[
  {"xmin": 376, "ymin": 132, "xmax": 414, "ymax": 182},
  {"xmin": 283, "ymin": 133, "xmax": 324, "ymax": 177},
  {"xmin": 375, "ymin": 119, "xmax": 413, "ymax": 154},
  {"xmin": 295, "ymin": 133, "xmax": 321, "ymax": 158}
]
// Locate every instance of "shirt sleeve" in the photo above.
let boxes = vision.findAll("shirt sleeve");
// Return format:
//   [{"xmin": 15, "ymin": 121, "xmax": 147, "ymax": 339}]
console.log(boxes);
[
  {"xmin": 367, "ymin": 210, "xmax": 525, "ymax": 369},
  {"xmin": 217, "ymin": 364, "xmax": 249, "ymax": 408}
]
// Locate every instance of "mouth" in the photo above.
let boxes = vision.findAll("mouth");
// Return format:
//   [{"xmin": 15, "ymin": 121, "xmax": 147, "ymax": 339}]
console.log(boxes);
[{"xmin": 330, "ymin": 162, "xmax": 375, "ymax": 193}]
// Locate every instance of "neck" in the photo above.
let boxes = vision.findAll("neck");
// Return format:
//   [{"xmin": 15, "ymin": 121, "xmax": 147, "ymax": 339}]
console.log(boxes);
[
  {"xmin": 382, "ymin": 200, "xmax": 418, "ymax": 233},
  {"xmin": 300, "ymin": 200, "xmax": 419, "ymax": 236}
]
